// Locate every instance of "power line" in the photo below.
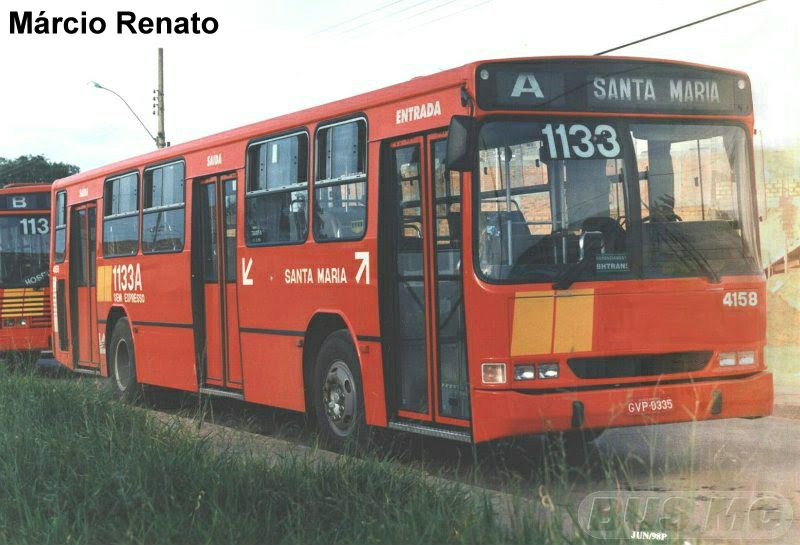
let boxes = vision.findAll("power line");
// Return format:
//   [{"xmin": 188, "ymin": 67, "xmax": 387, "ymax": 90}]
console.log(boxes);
[
  {"xmin": 595, "ymin": 0, "xmax": 767, "ymax": 55},
  {"xmin": 341, "ymin": 0, "xmax": 491, "ymax": 41},
  {"xmin": 309, "ymin": 0, "xmax": 409, "ymax": 36},
  {"xmin": 335, "ymin": 0, "xmax": 438, "ymax": 36},
  {"xmin": 393, "ymin": 0, "xmax": 466, "ymax": 25},
  {"xmin": 413, "ymin": 0, "xmax": 493, "ymax": 29}
]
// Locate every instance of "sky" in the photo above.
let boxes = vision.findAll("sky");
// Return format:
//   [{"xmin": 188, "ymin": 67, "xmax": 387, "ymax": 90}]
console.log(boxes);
[{"xmin": 0, "ymin": 0, "xmax": 797, "ymax": 171}]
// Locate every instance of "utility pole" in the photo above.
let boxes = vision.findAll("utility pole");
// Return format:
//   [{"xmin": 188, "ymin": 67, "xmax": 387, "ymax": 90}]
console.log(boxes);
[{"xmin": 154, "ymin": 48, "xmax": 167, "ymax": 148}]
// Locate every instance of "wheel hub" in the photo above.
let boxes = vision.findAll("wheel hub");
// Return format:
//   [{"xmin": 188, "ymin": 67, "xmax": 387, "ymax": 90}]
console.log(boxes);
[{"xmin": 322, "ymin": 360, "xmax": 356, "ymax": 436}]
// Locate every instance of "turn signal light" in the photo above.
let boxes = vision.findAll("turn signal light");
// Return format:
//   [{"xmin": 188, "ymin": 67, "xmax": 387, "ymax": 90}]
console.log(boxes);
[{"xmin": 481, "ymin": 363, "xmax": 506, "ymax": 384}]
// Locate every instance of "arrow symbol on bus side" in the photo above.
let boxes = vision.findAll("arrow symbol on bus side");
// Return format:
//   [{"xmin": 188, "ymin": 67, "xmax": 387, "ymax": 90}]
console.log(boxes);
[
  {"xmin": 355, "ymin": 252, "xmax": 369, "ymax": 284},
  {"xmin": 242, "ymin": 257, "xmax": 253, "ymax": 286}
]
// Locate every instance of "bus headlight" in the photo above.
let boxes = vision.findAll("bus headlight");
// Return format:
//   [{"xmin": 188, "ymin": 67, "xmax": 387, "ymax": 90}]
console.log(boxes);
[
  {"xmin": 3, "ymin": 318, "xmax": 14, "ymax": 327},
  {"xmin": 481, "ymin": 363, "xmax": 506, "ymax": 384},
  {"xmin": 718, "ymin": 352, "xmax": 737, "ymax": 367},
  {"xmin": 19, "ymin": 319, "xmax": 27, "ymax": 327},
  {"xmin": 537, "ymin": 362, "xmax": 559, "ymax": 379},
  {"xmin": 737, "ymin": 351, "xmax": 756, "ymax": 365},
  {"xmin": 514, "ymin": 364, "xmax": 536, "ymax": 381}
]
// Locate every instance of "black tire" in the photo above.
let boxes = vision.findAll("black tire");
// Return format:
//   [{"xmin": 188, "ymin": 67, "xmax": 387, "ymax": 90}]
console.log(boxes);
[
  {"xmin": 108, "ymin": 318, "xmax": 141, "ymax": 402},
  {"xmin": 312, "ymin": 329, "xmax": 369, "ymax": 452}
]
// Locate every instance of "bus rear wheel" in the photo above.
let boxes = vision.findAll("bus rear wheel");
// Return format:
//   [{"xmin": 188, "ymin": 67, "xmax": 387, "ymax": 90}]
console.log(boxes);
[
  {"xmin": 312, "ymin": 330, "xmax": 368, "ymax": 452},
  {"xmin": 109, "ymin": 318, "xmax": 141, "ymax": 402}
]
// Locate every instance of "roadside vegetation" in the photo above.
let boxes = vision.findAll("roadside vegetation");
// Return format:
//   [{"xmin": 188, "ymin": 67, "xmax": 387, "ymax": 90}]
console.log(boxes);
[
  {"xmin": 0, "ymin": 363, "xmax": 690, "ymax": 545},
  {"xmin": 0, "ymin": 365, "xmax": 525, "ymax": 544}
]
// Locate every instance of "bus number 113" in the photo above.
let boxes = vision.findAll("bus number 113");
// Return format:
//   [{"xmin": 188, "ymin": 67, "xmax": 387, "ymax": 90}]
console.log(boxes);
[{"xmin": 19, "ymin": 217, "xmax": 49, "ymax": 235}]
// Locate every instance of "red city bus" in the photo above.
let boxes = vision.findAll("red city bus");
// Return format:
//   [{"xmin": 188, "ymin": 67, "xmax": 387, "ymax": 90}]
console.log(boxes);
[
  {"xmin": 51, "ymin": 56, "xmax": 772, "ymax": 448},
  {"xmin": 0, "ymin": 183, "xmax": 52, "ymax": 364}
]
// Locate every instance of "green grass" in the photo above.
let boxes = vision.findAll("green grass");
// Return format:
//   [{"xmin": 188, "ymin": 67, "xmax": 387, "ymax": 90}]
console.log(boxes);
[
  {"xmin": 0, "ymin": 366, "xmax": 537, "ymax": 545},
  {"xmin": 0, "ymin": 364, "xmax": 698, "ymax": 545}
]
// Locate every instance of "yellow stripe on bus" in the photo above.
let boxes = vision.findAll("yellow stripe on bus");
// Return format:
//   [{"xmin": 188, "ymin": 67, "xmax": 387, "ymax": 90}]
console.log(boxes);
[
  {"xmin": 510, "ymin": 289, "xmax": 595, "ymax": 356},
  {"xmin": 552, "ymin": 289, "xmax": 595, "ymax": 354},
  {"xmin": 510, "ymin": 291, "xmax": 555, "ymax": 356},
  {"xmin": 97, "ymin": 265, "xmax": 112, "ymax": 302}
]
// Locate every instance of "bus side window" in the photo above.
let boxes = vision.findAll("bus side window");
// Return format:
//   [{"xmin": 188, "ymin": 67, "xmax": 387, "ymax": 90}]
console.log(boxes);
[
  {"xmin": 142, "ymin": 161, "xmax": 186, "ymax": 254},
  {"xmin": 103, "ymin": 172, "xmax": 139, "ymax": 257},
  {"xmin": 313, "ymin": 118, "xmax": 367, "ymax": 241},
  {"xmin": 54, "ymin": 190, "xmax": 67, "ymax": 263},
  {"xmin": 245, "ymin": 132, "xmax": 309, "ymax": 246}
]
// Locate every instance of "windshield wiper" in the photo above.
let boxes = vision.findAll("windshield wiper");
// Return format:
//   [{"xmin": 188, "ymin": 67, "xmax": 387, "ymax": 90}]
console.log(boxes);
[{"xmin": 661, "ymin": 227, "xmax": 720, "ymax": 283}]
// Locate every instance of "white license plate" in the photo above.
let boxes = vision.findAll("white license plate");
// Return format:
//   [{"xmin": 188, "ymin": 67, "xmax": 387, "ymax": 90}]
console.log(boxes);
[{"xmin": 627, "ymin": 397, "xmax": 674, "ymax": 415}]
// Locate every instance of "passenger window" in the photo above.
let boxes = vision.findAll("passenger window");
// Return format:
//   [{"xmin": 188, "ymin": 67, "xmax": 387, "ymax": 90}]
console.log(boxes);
[
  {"xmin": 142, "ymin": 162, "xmax": 185, "ymax": 254},
  {"xmin": 54, "ymin": 190, "xmax": 67, "ymax": 263},
  {"xmin": 245, "ymin": 132, "xmax": 308, "ymax": 245},
  {"xmin": 102, "ymin": 172, "xmax": 139, "ymax": 257},
  {"xmin": 313, "ymin": 119, "xmax": 367, "ymax": 241}
]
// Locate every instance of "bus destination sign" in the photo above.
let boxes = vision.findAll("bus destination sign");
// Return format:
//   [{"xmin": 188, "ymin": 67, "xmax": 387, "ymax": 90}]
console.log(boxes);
[
  {"xmin": 476, "ymin": 60, "xmax": 751, "ymax": 115},
  {"xmin": 0, "ymin": 192, "xmax": 51, "ymax": 211}
]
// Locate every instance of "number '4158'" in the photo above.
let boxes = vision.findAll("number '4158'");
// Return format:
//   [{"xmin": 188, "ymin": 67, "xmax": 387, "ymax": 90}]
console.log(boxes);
[{"xmin": 723, "ymin": 291, "xmax": 758, "ymax": 307}]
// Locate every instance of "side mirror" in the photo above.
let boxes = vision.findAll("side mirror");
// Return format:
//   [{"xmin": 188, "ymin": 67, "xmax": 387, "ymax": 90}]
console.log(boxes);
[{"xmin": 446, "ymin": 115, "xmax": 476, "ymax": 172}]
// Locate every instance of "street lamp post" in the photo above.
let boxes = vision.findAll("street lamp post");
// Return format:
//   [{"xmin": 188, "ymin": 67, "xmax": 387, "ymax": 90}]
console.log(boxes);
[{"xmin": 90, "ymin": 81, "xmax": 160, "ymax": 148}]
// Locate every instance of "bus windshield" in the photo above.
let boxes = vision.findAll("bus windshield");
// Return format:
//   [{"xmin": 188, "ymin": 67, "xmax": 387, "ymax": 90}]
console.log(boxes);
[
  {"xmin": 0, "ymin": 213, "xmax": 50, "ymax": 288},
  {"xmin": 475, "ymin": 119, "xmax": 760, "ymax": 283}
]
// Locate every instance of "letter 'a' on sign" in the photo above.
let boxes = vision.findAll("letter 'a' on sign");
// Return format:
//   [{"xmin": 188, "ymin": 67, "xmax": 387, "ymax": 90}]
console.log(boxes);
[{"xmin": 510, "ymin": 73, "xmax": 544, "ymax": 98}]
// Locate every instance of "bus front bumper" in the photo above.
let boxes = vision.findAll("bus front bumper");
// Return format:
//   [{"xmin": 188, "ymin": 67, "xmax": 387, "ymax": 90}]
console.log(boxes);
[
  {"xmin": 470, "ymin": 371, "xmax": 773, "ymax": 443},
  {"xmin": 0, "ymin": 327, "xmax": 51, "ymax": 353}
]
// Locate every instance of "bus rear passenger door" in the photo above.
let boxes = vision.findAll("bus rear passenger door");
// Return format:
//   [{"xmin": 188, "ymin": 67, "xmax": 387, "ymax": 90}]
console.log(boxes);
[
  {"xmin": 68, "ymin": 203, "xmax": 98, "ymax": 369},
  {"xmin": 192, "ymin": 175, "xmax": 242, "ymax": 392}
]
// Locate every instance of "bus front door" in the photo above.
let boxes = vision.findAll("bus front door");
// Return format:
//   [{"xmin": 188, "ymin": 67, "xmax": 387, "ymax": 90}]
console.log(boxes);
[
  {"xmin": 68, "ymin": 203, "xmax": 98, "ymax": 368},
  {"xmin": 192, "ymin": 175, "xmax": 242, "ymax": 391},
  {"xmin": 382, "ymin": 133, "xmax": 470, "ymax": 426}
]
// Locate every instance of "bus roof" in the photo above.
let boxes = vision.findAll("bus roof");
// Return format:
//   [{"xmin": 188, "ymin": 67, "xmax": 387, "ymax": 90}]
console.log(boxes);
[
  {"xmin": 0, "ymin": 183, "xmax": 53, "ymax": 194},
  {"xmin": 53, "ymin": 55, "xmax": 750, "ymax": 191}
]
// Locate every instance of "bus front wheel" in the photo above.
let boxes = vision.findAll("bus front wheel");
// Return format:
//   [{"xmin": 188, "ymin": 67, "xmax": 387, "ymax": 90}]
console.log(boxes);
[
  {"xmin": 108, "ymin": 318, "xmax": 141, "ymax": 402},
  {"xmin": 312, "ymin": 330, "xmax": 369, "ymax": 452}
]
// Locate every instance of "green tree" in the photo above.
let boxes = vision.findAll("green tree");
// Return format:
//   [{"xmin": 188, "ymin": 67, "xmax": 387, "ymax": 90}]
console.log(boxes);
[{"xmin": 0, "ymin": 155, "xmax": 80, "ymax": 186}]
